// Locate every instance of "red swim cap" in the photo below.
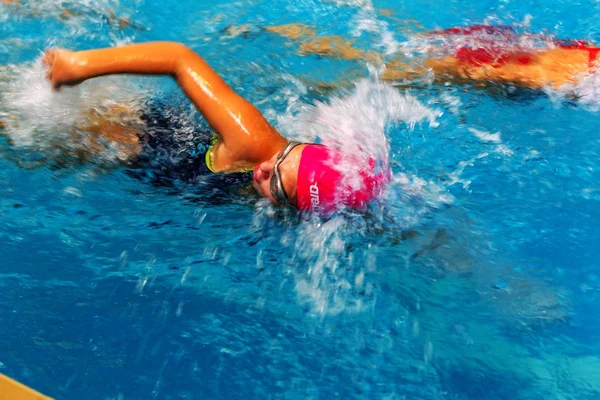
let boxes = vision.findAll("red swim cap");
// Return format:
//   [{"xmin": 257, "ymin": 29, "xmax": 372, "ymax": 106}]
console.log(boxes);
[{"xmin": 296, "ymin": 144, "xmax": 388, "ymax": 214}]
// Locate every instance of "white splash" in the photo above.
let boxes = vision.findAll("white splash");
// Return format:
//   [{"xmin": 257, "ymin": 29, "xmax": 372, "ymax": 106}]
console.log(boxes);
[
  {"xmin": 469, "ymin": 127, "xmax": 514, "ymax": 156},
  {"xmin": 0, "ymin": 58, "xmax": 145, "ymax": 161},
  {"xmin": 1, "ymin": 61, "xmax": 82, "ymax": 148},
  {"xmin": 446, "ymin": 152, "xmax": 490, "ymax": 190},
  {"xmin": 271, "ymin": 77, "xmax": 444, "ymax": 316},
  {"xmin": 469, "ymin": 127, "xmax": 501, "ymax": 143},
  {"xmin": 291, "ymin": 215, "xmax": 370, "ymax": 316},
  {"xmin": 552, "ymin": 69, "xmax": 600, "ymax": 111},
  {"xmin": 349, "ymin": 0, "xmax": 399, "ymax": 55}
]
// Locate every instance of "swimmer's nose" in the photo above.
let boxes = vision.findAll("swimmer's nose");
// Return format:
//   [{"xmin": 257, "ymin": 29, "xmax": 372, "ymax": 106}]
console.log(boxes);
[
  {"xmin": 254, "ymin": 160, "xmax": 274, "ymax": 182},
  {"xmin": 253, "ymin": 164, "xmax": 264, "ymax": 181},
  {"xmin": 253, "ymin": 164, "xmax": 260, "ymax": 179}
]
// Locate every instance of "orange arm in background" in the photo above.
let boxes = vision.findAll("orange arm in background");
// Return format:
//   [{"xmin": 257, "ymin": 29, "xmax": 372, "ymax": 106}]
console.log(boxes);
[
  {"xmin": 424, "ymin": 48, "xmax": 591, "ymax": 89},
  {"xmin": 44, "ymin": 42, "xmax": 287, "ymax": 171}
]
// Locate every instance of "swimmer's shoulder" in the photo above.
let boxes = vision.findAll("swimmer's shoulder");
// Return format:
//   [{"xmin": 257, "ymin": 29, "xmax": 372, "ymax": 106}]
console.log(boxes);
[{"xmin": 206, "ymin": 139, "xmax": 255, "ymax": 173}]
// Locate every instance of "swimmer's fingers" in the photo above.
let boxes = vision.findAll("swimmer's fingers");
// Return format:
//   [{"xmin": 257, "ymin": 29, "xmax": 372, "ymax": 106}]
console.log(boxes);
[
  {"xmin": 42, "ymin": 49, "xmax": 61, "ymax": 89},
  {"xmin": 42, "ymin": 48, "xmax": 80, "ymax": 89},
  {"xmin": 42, "ymin": 49, "xmax": 54, "ymax": 78},
  {"xmin": 41, "ymin": 49, "xmax": 53, "ymax": 73}
]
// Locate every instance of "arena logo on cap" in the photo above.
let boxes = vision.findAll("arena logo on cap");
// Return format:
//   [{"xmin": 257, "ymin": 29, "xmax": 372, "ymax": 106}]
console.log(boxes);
[{"xmin": 309, "ymin": 183, "xmax": 320, "ymax": 208}]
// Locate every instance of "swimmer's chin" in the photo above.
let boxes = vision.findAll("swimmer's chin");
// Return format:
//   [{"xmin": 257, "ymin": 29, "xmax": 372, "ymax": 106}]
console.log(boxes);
[
  {"xmin": 251, "ymin": 178, "xmax": 263, "ymax": 197},
  {"xmin": 252, "ymin": 165, "xmax": 265, "ymax": 193},
  {"xmin": 253, "ymin": 164, "xmax": 260, "ymax": 181}
]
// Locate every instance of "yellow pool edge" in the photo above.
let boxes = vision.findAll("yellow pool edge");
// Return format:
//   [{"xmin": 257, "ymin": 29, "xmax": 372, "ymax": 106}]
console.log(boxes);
[{"xmin": 0, "ymin": 374, "xmax": 53, "ymax": 400}]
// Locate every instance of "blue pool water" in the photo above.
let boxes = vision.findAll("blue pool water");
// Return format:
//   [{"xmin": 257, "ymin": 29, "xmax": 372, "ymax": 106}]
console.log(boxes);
[{"xmin": 1, "ymin": 0, "xmax": 600, "ymax": 399}]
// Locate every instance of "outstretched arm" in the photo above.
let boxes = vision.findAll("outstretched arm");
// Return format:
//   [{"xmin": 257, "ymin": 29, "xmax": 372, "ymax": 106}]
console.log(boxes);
[{"xmin": 44, "ymin": 42, "xmax": 286, "ymax": 167}]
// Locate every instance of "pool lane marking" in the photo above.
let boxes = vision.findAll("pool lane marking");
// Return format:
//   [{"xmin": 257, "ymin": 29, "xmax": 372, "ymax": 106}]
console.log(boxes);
[{"xmin": 0, "ymin": 374, "xmax": 53, "ymax": 400}]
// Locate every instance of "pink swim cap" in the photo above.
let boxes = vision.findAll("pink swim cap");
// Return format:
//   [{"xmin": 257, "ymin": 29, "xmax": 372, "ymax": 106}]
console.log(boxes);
[{"xmin": 296, "ymin": 144, "xmax": 388, "ymax": 214}]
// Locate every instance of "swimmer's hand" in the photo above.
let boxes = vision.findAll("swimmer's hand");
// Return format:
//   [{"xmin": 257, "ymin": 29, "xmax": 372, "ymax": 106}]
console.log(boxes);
[{"xmin": 42, "ymin": 49, "xmax": 84, "ymax": 89}]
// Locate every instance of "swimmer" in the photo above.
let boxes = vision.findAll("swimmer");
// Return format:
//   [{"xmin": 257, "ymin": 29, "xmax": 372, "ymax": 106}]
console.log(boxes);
[
  {"xmin": 419, "ymin": 25, "xmax": 600, "ymax": 89},
  {"xmin": 43, "ymin": 42, "xmax": 387, "ymax": 213},
  {"xmin": 266, "ymin": 24, "xmax": 600, "ymax": 90}
]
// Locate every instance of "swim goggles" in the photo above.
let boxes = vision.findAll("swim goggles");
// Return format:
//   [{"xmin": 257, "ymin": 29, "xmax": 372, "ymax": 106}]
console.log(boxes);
[{"xmin": 270, "ymin": 141, "xmax": 304, "ymax": 207}]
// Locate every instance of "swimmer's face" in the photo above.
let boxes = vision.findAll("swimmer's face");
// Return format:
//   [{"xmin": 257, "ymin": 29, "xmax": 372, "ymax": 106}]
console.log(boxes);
[{"xmin": 253, "ymin": 145, "xmax": 304, "ymax": 207}]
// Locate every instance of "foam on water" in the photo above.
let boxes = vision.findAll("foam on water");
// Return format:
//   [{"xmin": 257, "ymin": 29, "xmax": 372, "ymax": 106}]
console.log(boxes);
[
  {"xmin": 0, "ymin": 0, "xmax": 139, "ymax": 21},
  {"xmin": 1, "ymin": 0, "xmax": 143, "ymax": 46},
  {"xmin": 469, "ymin": 127, "xmax": 514, "ymax": 156},
  {"xmin": 348, "ymin": 0, "xmax": 400, "ymax": 55},
  {"xmin": 547, "ymin": 68, "xmax": 600, "ymax": 110}
]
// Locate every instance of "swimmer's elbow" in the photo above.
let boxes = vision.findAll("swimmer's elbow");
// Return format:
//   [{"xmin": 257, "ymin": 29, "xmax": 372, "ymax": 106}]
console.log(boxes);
[
  {"xmin": 164, "ymin": 42, "xmax": 195, "ymax": 58},
  {"xmin": 130, "ymin": 42, "xmax": 200, "ymax": 77},
  {"xmin": 168, "ymin": 43, "xmax": 206, "ymax": 72},
  {"xmin": 171, "ymin": 43, "xmax": 232, "ymax": 93}
]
